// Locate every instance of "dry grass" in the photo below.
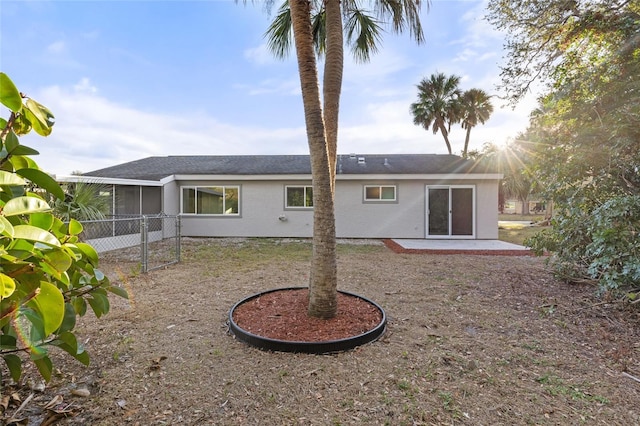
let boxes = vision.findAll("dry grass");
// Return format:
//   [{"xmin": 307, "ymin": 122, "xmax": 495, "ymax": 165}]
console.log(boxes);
[
  {"xmin": 3, "ymin": 238, "xmax": 639, "ymax": 425},
  {"xmin": 498, "ymin": 225, "xmax": 549, "ymax": 246}
]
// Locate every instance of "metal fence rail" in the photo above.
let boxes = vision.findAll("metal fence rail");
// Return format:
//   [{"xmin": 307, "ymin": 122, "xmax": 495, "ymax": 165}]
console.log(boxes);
[{"xmin": 79, "ymin": 215, "xmax": 181, "ymax": 273}]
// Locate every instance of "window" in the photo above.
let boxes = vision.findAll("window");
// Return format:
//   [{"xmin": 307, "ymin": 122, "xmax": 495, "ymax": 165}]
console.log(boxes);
[
  {"xmin": 364, "ymin": 185, "xmax": 396, "ymax": 201},
  {"xmin": 286, "ymin": 186, "xmax": 313, "ymax": 208},
  {"xmin": 181, "ymin": 186, "xmax": 239, "ymax": 215}
]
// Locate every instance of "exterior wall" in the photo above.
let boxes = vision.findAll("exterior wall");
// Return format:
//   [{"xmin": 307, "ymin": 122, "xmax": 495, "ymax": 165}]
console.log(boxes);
[
  {"xmin": 335, "ymin": 180, "xmax": 425, "ymax": 238},
  {"xmin": 475, "ymin": 180, "xmax": 500, "ymax": 239},
  {"xmin": 162, "ymin": 180, "xmax": 180, "ymax": 215},
  {"xmin": 170, "ymin": 178, "xmax": 501, "ymax": 239},
  {"xmin": 177, "ymin": 180, "xmax": 314, "ymax": 238}
]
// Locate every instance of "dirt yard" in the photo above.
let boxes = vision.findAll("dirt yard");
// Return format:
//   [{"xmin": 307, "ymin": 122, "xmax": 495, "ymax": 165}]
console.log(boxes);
[{"xmin": 2, "ymin": 238, "xmax": 639, "ymax": 425}]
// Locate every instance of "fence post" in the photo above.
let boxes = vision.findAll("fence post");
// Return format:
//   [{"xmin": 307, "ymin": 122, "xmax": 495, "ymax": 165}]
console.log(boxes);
[
  {"xmin": 141, "ymin": 216, "xmax": 148, "ymax": 273},
  {"xmin": 175, "ymin": 215, "xmax": 181, "ymax": 263}
]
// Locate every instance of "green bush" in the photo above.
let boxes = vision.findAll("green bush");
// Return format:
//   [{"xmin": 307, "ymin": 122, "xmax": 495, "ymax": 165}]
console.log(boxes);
[
  {"xmin": 527, "ymin": 195, "xmax": 640, "ymax": 295},
  {"xmin": 0, "ymin": 72, "xmax": 127, "ymax": 383}
]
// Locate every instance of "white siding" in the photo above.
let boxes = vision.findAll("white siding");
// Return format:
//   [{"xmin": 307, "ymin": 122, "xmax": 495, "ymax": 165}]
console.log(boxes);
[
  {"xmin": 167, "ymin": 178, "xmax": 500, "ymax": 239},
  {"xmin": 178, "ymin": 180, "xmax": 313, "ymax": 237},
  {"xmin": 475, "ymin": 180, "xmax": 500, "ymax": 239},
  {"xmin": 335, "ymin": 181, "xmax": 425, "ymax": 238}
]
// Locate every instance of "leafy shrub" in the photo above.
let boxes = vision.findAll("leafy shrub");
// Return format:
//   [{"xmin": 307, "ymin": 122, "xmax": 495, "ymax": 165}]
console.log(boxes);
[
  {"xmin": 527, "ymin": 195, "xmax": 640, "ymax": 294},
  {"xmin": 0, "ymin": 72, "xmax": 127, "ymax": 383}
]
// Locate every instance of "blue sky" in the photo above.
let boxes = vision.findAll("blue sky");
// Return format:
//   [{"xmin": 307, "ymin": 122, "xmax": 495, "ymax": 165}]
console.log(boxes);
[{"xmin": 1, "ymin": 0, "xmax": 538, "ymax": 177}]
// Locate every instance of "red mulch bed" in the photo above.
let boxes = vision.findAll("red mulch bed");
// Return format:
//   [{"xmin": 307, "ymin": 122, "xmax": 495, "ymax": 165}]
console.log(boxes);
[{"xmin": 232, "ymin": 288, "xmax": 382, "ymax": 342}]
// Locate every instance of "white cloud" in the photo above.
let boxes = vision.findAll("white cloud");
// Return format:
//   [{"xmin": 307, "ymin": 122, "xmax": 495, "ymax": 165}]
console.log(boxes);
[
  {"xmin": 73, "ymin": 78, "xmax": 98, "ymax": 94},
  {"xmin": 244, "ymin": 43, "xmax": 279, "ymax": 66},
  {"xmin": 236, "ymin": 77, "xmax": 301, "ymax": 96},
  {"xmin": 458, "ymin": 1, "xmax": 502, "ymax": 46},
  {"xmin": 47, "ymin": 40, "xmax": 66, "ymax": 54},
  {"xmin": 22, "ymin": 81, "xmax": 308, "ymax": 177}
]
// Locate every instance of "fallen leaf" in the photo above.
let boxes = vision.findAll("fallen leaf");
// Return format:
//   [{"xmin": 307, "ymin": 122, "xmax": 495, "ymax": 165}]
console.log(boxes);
[
  {"xmin": 71, "ymin": 388, "xmax": 91, "ymax": 397},
  {"xmin": 43, "ymin": 395, "xmax": 64, "ymax": 410},
  {"xmin": 149, "ymin": 356, "xmax": 168, "ymax": 370},
  {"xmin": 5, "ymin": 417, "xmax": 28, "ymax": 426}
]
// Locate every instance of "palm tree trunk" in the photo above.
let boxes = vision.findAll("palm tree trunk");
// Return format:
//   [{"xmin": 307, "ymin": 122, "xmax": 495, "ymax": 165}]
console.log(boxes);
[
  {"xmin": 289, "ymin": 0, "xmax": 337, "ymax": 319},
  {"xmin": 438, "ymin": 122, "xmax": 453, "ymax": 154},
  {"xmin": 463, "ymin": 126, "xmax": 471, "ymax": 158},
  {"xmin": 521, "ymin": 197, "xmax": 530, "ymax": 215},
  {"xmin": 323, "ymin": 0, "xmax": 343, "ymax": 192}
]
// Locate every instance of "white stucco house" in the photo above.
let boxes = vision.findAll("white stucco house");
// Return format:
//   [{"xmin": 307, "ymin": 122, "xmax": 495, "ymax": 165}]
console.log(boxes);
[{"xmin": 64, "ymin": 153, "xmax": 502, "ymax": 240}]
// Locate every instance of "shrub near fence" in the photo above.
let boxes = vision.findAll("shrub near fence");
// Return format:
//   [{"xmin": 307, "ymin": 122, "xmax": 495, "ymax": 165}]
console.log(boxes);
[{"xmin": 79, "ymin": 215, "xmax": 181, "ymax": 272}]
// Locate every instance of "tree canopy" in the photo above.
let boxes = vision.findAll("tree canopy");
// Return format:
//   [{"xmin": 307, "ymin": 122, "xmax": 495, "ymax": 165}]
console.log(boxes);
[
  {"xmin": 0, "ymin": 73, "xmax": 126, "ymax": 382},
  {"xmin": 488, "ymin": 0, "xmax": 640, "ymax": 293},
  {"xmin": 410, "ymin": 73, "xmax": 494, "ymax": 156}
]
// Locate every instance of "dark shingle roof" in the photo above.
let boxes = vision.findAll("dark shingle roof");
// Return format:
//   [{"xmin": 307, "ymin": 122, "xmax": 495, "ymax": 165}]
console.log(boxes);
[{"xmin": 82, "ymin": 154, "xmax": 495, "ymax": 181}]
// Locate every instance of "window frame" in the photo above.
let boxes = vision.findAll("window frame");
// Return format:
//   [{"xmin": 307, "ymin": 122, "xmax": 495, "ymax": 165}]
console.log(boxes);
[
  {"xmin": 363, "ymin": 184, "xmax": 397, "ymax": 203},
  {"xmin": 284, "ymin": 185, "xmax": 314, "ymax": 209},
  {"xmin": 180, "ymin": 185, "xmax": 241, "ymax": 216}
]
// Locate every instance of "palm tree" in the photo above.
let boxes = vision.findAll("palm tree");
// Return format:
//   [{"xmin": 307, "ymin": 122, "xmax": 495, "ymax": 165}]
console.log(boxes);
[
  {"xmin": 260, "ymin": 0, "xmax": 428, "ymax": 318},
  {"xmin": 285, "ymin": 0, "xmax": 338, "ymax": 318},
  {"xmin": 410, "ymin": 72, "xmax": 461, "ymax": 154},
  {"xmin": 459, "ymin": 88, "xmax": 493, "ymax": 158},
  {"xmin": 51, "ymin": 182, "xmax": 110, "ymax": 221},
  {"xmin": 265, "ymin": 0, "xmax": 426, "ymax": 187}
]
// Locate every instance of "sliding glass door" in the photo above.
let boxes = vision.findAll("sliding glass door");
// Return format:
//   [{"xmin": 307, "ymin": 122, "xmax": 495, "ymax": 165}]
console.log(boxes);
[{"xmin": 426, "ymin": 186, "xmax": 475, "ymax": 238}]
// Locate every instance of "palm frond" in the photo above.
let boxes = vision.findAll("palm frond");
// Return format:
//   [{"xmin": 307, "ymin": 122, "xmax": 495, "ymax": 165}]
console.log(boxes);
[
  {"xmin": 371, "ymin": 0, "xmax": 427, "ymax": 43},
  {"xmin": 265, "ymin": 1, "xmax": 294, "ymax": 59},
  {"xmin": 53, "ymin": 182, "xmax": 110, "ymax": 222},
  {"xmin": 344, "ymin": 8, "xmax": 383, "ymax": 62},
  {"xmin": 312, "ymin": 8, "xmax": 327, "ymax": 57}
]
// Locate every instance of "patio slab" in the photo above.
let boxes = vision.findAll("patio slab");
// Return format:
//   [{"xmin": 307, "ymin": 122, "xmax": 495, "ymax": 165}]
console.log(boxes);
[{"xmin": 384, "ymin": 239, "xmax": 533, "ymax": 256}]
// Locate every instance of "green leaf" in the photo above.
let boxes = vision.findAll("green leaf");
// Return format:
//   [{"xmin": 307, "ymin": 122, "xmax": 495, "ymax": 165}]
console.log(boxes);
[
  {"xmin": 54, "ymin": 332, "xmax": 89, "ymax": 364},
  {"xmin": 0, "ymin": 170, "xmax": 26, "ymax": 186},
  {"xmin": 29, "ymin": 212, "xmax": 55, "ymax": 230},
  {"xmin": 32, "ymin": 354, "xmax": 53, "ymax": 382},
  {"xmin": 72, "ymin": 297, "xmax": 87, "ymax": 316},
  {"xmin": 2, "ymin": 354, "xmax": 22, "ymax": 382},
  {"xmin": 2, "ymin": 196, "xmax": 51, "ymax": 216},
  {"xmin": 73, "ymin": 347, "xmax": 90, "ymax": 365},
  {"xmin": 16, "ymin": 168, "xmax": 64, "ymax": 200},
  {"xmin": 58, "ymin": 302, "xmax": 76, "ymax": 333},
  {"xmin": 0, "ymin": 215, "xmax": 15, "ymax": 237},
  {"xmin": 11, "ymin": 114, "xmax": 32, "ymax": 136},
  {"xmin": 0, "ymin": 73, "xmax": 23, "ymax": 113},
  {"xmin": 9, "ymin": 155, "xmax": 39, "ymax": 171},
  {"xmin": 28, "ymin": 282, "xmax": 65, "ymax": 336},
  {"xmin": 40, "ymin": 248, "xmax": 73, "ymax": 278},
  {"xmin": 55, "ymin": 331, "xmax": 78, "ymax": 355},
  {"xmin": 24, "ymin": 99, "xmax": 55, "ymax": 137},
  {"xmin": 88, "ymin": 293, "xmax": 110, "ymax": 318},
  {"xmin": 9, "ymin": 145, "xmax": 40, "ymax": 156},
  {"xmin": 0, "ymin": 335, "xmax": 17, "ymax": 350},
  {"xmin": 22, "ymin": 308, "xmax": 45, "ymax": 342},
  {"xmin": 68, "ymin": 219, "xmax": 83, "ymax": 235},
  {"xmin": 0, "ymin": 273, "xmax": 16, "ymax": 299},
  {"xmin": 75, "ymin": 242, "xmax": 98, "ymax": 265},
  {"xmin": 13, "ymin": 225, "xmax": 61, "ymax": 247},
  {"xmin": 4, "ymin": 129, "xmax": 20, "ymax": 152},
  {"xmin": 107, "ymin": 285, "xmax": 129, "ymax": 299}
]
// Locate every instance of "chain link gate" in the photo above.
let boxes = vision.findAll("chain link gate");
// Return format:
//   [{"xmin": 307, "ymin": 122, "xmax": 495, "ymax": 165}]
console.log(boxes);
[{"xmin": 140, "ymin": 215, "xmax": 181, "ymax": 273}]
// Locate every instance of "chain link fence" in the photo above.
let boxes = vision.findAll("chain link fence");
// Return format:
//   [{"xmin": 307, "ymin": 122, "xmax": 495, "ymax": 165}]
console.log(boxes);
[{"xmin": 79, "ymin": 215, "xmax": 181, "ymax": 273}]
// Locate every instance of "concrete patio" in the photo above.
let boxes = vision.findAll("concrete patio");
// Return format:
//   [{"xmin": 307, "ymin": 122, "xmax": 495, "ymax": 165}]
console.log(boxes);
[{"xmin": 384, "ymin": 239, "xmax": 533, "ymax": 256}]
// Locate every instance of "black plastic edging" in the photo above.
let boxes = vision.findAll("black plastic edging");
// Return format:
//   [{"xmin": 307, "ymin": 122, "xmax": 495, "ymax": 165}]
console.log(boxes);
[{"xmin": 228, "ymin": 287, "xmax": 386, "ymax": 354}]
